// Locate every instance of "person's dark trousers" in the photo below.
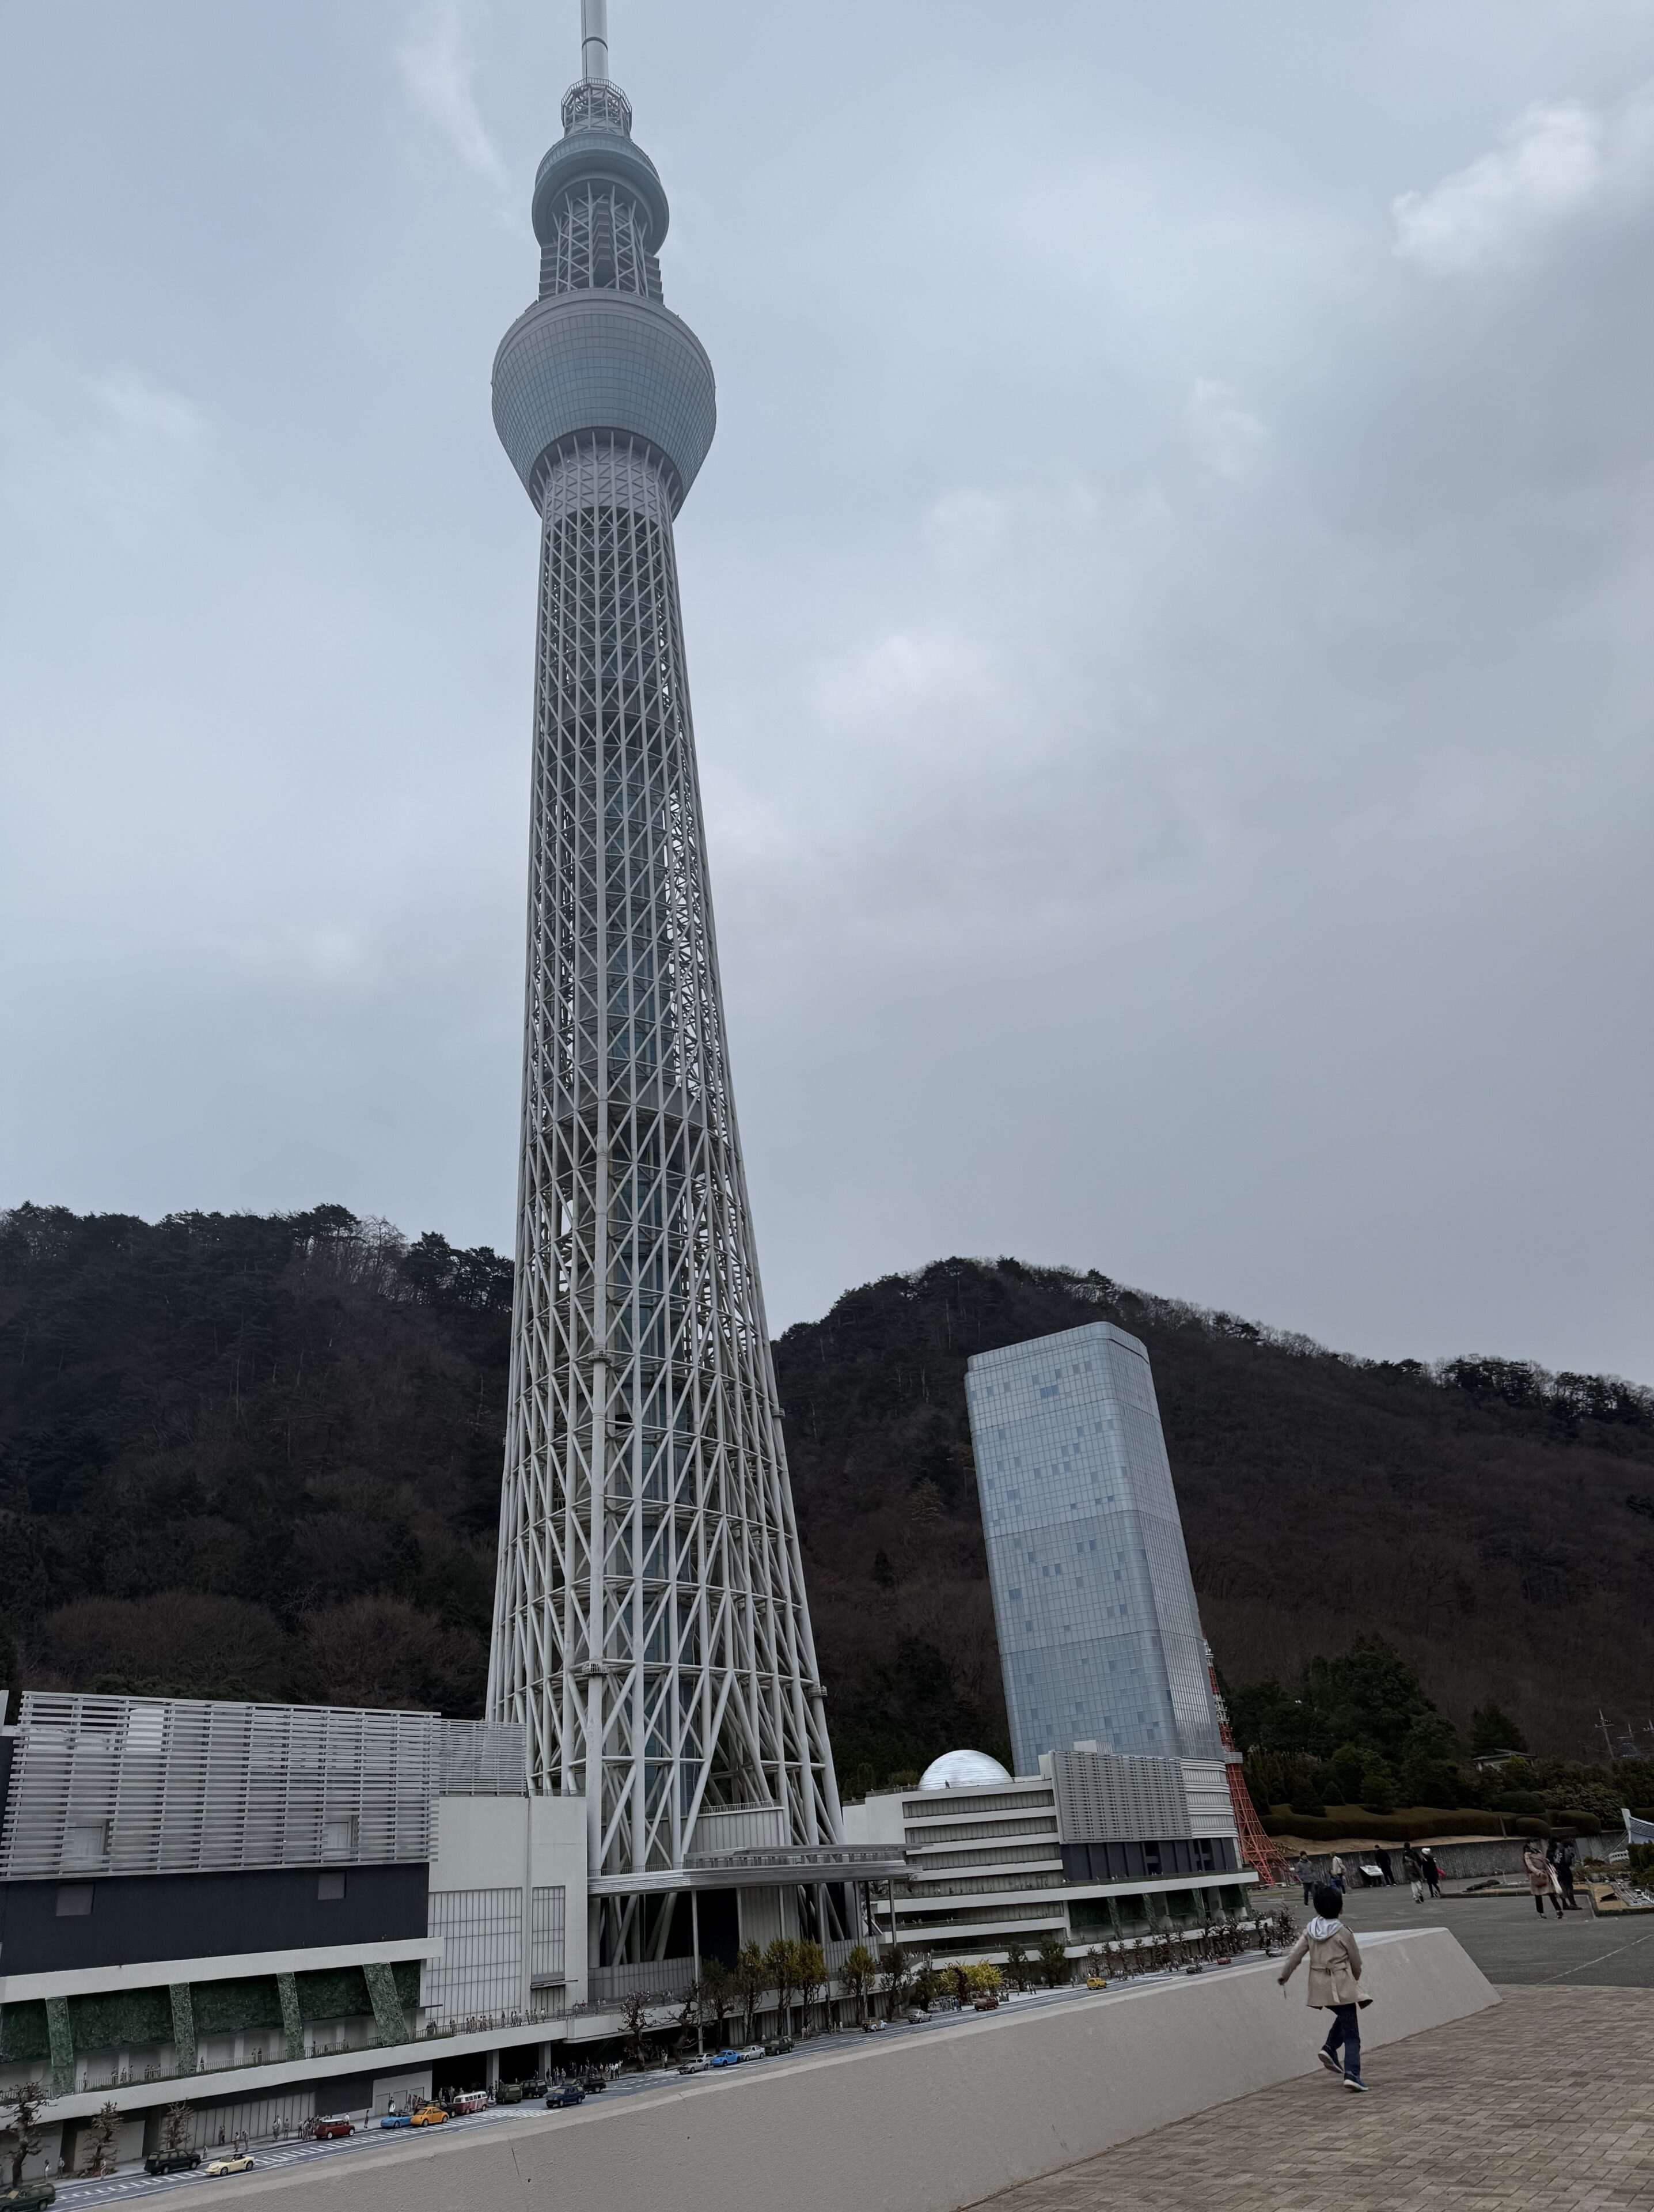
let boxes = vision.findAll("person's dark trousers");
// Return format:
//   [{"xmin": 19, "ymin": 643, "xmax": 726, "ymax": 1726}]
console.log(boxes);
[
  {"xmin": 1561, "ymin": 1871, "xmax": 1577, "ymax": 1910},
  {"xmin": 1322, "ymin": 2004, "xmax": 1362, "ymax": 2084},
  {"xmin": 1534, "ymin": 1893, "xmax": 1548, "ymax": 1915},
  {"xmin": 1302, "ymin": 1883, "xmax": 1315, "ymax": 1905}
]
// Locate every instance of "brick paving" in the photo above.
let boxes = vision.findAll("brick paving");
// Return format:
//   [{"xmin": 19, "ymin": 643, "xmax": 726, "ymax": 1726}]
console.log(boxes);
[{"xmin": 974, "ymin": 1987, "xmax": 1654, "ymax": 2212}]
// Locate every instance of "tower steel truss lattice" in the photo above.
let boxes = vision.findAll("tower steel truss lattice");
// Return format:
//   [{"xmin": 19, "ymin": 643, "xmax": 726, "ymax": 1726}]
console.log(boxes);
[{"xmin": 487, "ymin": 2, "xmax": 842, "ymax": 1950}]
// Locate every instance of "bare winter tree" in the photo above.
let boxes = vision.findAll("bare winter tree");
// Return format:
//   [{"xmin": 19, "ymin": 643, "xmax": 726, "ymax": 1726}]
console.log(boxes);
[{"xmin": 1, "ymin": 2079, "xmax": 54, "ymax": 2189}]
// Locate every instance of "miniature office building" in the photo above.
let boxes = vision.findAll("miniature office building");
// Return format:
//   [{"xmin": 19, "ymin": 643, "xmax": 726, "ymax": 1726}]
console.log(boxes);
[{"xmin": 965, "ymin": 1321, "xmax": 1224, "ymax": 1775}]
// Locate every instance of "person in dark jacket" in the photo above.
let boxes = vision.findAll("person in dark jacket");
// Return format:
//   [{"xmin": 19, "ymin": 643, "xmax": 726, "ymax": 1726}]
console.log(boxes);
[
  {"xmin": 1417, "ymin": 1847, "xmax": 1442, "ymax": 1899},
  {"xmin": 1547, "ymin": 1838, "xmax": 1579, "ymax": 1911},
  {"xmin": 1278, "ymin": 1882, "xmax": 1370, "ymax": 2090}
]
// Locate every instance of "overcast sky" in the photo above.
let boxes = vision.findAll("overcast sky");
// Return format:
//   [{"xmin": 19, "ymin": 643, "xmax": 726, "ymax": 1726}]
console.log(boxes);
[{"xmin": 2, "ymin": 1, "xmax": 1651, "ymax": 1382}]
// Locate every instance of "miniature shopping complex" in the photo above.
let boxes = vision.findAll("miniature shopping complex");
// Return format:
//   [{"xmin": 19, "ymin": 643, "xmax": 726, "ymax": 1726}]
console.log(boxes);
[{"xmin": 0, "ymin": 1319, "xmax": 1263, "ymax": 2172}]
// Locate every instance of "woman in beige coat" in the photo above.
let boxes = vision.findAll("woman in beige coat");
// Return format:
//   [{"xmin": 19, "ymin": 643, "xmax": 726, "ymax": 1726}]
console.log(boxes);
[
  {"xmin": 1524, "ymin": 1839, "xmax": 1563, "ymax": 1918},
  {"xmin": 1278, "ymin": 1881, "xmax": 1370, "ymax": 2090}
]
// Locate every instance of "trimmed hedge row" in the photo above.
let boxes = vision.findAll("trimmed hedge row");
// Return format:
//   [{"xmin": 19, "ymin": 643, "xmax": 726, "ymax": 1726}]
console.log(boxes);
[{"xmin": 1263, "ymin": 1806, "xmax": 1508, "ymax": 1843}]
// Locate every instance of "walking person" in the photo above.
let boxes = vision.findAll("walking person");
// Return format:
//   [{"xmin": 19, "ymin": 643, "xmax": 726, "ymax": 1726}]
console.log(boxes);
[
  {"xmin": 1548, "ymin": 1837, "xmax": 1579, "ymax": 1912},
  {"xmin": 1329, "ymin": 1854, "xmax": 1347, "ymax": 1897},
  {"xmin": 1418, "ymin": 1847, "xmax": 1442, "ymax": 1900},
  {"xmin": 1293, "ymin": 1853, "xmax": 1316, "ymax": 1906},
  {"xmin": 1277, "ymin": 1881, "xmax": 1370, "ymax": 2092},
  {"xmin": 1402, "ymin": 1847, "xmax": 1425, "ymax": 1904},
  {"xmin": 1524, "ymin": 1838, "xmax": 1564, "ymax": 1918}
]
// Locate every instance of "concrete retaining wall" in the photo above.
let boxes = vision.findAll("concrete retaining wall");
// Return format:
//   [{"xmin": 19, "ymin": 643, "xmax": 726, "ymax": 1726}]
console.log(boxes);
[{"xmin": 187, "ymin": 1929, "xmax": 1496, "ymax": 2212}]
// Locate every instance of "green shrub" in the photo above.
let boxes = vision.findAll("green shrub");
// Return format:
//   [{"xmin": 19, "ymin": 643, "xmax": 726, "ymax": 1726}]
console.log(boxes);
[
  {"xmin": 68, "ymin": 1987, "xmax": 172, "ymax": 2055},
  {"xmin": 1628, "ymin": 1843, "xmax": 1654, "ymax": 1881},
  {"xmin": 294, "ymin": 1968, "xmax": 371, "ymax": 2024},
  {"xmin": 1514, "ymin": 1817, "xmax": 1549, "ymax": 1836},
  {"xmin": 1548, "ymin": 1810, "xmax": 1601, "ymax": 1835},
  {"xmin": 194, "ymin": 1978, "xmax": 283, "ymax": 2038},
  {"xmin": 0, "ymin": 1999, "xmax": 50, "ymax": 2063}
]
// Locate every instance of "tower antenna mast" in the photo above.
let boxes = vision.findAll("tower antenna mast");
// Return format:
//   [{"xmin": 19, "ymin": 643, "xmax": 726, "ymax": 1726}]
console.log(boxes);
[{"xmin": 581, "ymin": 0, "xmax": 610, "ymax": 82}]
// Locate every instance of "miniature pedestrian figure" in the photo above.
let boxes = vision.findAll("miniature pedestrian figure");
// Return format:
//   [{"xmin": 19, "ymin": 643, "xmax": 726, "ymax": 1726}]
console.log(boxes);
[
  {"xmin": 1524, "ymin": 1838, "xmax": 1564, "ymax": 1918},
  {"xmin": 1418, "ymin": 1847, "xmax": 1442, "ymax": 1899},
  {"xmin": 1277, "ymin": 1881, "xmax": 1370, "ymax": 2091}
]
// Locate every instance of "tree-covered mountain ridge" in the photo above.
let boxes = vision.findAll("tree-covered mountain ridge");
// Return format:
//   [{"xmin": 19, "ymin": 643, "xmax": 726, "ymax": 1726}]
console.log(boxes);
[{"xmin": 3, "ymin": 1203, "xmax": 1652, "ymax": 1775}]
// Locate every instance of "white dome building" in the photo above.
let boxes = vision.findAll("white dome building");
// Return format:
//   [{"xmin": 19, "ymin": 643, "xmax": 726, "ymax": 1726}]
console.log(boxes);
[{"xmin": 918, "ymin": 1749, "xmax": 1014, "ymax": 1790}]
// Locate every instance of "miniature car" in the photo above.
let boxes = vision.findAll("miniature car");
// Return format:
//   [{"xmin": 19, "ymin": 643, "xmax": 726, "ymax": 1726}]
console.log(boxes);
[
  {"xmin": 409, "ymin": 2104, "xmax": 449, "ymax": 2126},
  {"xmin": 143, "ymin": 2153, "xmax": 200, "ymax": 2176},
  {"xmin": 545, "ymin": 2086, "xmax": 586, "ymax": 2109},
  {"xmin": 739, "ymin": 2044, "xmax": 767, "ymax": 2061},
  {"xmin": 972, "ymin": 1996, "xmax": 1000, "ymax": 2010},
  {"xmin": 203, "ymin": 2154, "xmax": 255, "ymax": 2177},
  {"xmin": 451, "ymin": 2092, "xmax": 491, "ymax": 2115},
  {"xmin": 676, "ymin": 2056, "xmax": 711, "ymax": 2074},
  {"xmin": 314, "ymin": 2119, "xmax": 354, "ymax": 2139},
  {"xmin": 860, "ymin": 2018, "xmax": 886, "ymax": 2033},
  {"xmin": 379, "ymin": 2112, "xmax": 413, "ymax": 2130},
  {"xmin": 0, "ymin": 2183, "xmax": 58, "ymax": 2209},
  {"xmin": 708, "ymin": 2048, "xmax": 742, "ymax": 2067},
  {"xmin": 762, "ymin": 2037, "xmax": 793, "ymax": 2056},
  {"xmin": 1085, "ymin": 1976, "xmax": 1110, "ymax": 1991},
  {"xmin": 579, "ymin": 2073, "xmax": 609, "ymax": 2093}
]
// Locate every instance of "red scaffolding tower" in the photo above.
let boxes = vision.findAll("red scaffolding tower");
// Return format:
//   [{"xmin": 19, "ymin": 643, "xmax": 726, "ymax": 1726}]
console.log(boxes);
[{"xmin": 1207, "ymin": 1650, "xmax": 1287, "ymax": 1889}]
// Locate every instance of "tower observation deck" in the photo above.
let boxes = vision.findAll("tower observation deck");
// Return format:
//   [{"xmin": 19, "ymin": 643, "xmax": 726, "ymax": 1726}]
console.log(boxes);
[{"xmin": 487, "ymin": 1, "xmax": 845, "ymax": 1961}]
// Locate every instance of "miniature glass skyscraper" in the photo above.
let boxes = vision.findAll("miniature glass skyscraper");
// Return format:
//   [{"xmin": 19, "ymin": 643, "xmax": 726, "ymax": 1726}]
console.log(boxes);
[
  {"xmin": 966, "ymin": 1322, "xmax": 1223, "ymax": 1777},
  {"xmin": 486, "ymin": 2, "xmax": 841, "ymax": 1953}
]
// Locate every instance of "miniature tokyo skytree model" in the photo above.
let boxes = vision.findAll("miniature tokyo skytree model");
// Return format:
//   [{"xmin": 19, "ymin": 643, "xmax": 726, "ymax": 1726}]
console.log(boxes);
[{"xmin": 485, "ymin": 0, "xmax": 843, "ymax": 1958}]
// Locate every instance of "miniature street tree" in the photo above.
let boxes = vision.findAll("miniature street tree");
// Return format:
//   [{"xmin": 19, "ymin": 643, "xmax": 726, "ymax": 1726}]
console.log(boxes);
[
  {"xmin": 619, "ymin": 1990, "xmax": 658, "ymax": 2070},
  {"xmin": 794, "ymin": 1940, "xmax": 826, "ymax": 2036},
  {"xmin": 698, "ymin": 1957, "xmax": 736, "ymax": 2048},
  {"xmin": 82, "ymin": 2101, "xmax": 122, "ymax": 2176},
  {"xmin": 878, "ymin": 1943, "xmax": 908, "ymax": 2014},
  {"xmin": 840, "ymin": 1944, "xmax": 877, "ymax": 2024},
  {"xmin": 734, "ymin": 1942, "xmax": 768, "ymax": 2045},
  {"xmin": 1038, "ymin": 1933, "xmax": 1071, "ymax": 1988},
  {"xmin": 1, "ymin": 2080, "xmax": 54, "ymax": 2190},
  {"xmin": 762, "ymin": 1938, "xmax": 796, "ymax": 2041},
  {"xmin": 161, "ymin": 2103, "xmax": 194, "ymax": 2156},
  {"xmin": 1004, "ymin": 1941, "xmax": 1031, "ymax": 1992}
]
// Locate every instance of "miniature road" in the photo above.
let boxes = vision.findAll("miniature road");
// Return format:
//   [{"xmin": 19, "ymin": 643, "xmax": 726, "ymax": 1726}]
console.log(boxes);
[
  {"xmin": 973, "ymin": 1983, "xmax": 1654, "ymax": 2212},
  {"xmin": 44, "ymin": 1981, "xmax": 1108, "ymax": 2207}
]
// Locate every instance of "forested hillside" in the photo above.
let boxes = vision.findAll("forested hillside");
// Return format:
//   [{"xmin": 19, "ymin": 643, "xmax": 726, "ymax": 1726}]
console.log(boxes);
[{"xmin": 3, "ymin": 1206, "xmax": 1651, "ymax": 1782}]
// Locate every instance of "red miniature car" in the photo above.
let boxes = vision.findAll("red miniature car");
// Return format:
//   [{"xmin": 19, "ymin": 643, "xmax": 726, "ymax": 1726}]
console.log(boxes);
[{"xmin": 314, "ymin": 2119, "xmax": 354, "ymax": 2141}]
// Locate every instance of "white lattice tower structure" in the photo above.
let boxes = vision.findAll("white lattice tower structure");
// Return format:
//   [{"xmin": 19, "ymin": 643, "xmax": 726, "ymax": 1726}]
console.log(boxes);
[{"xmin": 487, "ymin": 2, "xmax": 842, "ymax": 1953}]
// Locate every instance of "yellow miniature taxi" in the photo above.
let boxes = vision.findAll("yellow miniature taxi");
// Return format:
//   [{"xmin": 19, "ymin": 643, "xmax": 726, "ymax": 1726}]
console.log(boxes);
[
  {"xmin": 409, "ymin": 2104, "xmax": 449, "ymax": 2127},
  {"xmin": 203, "ymin": 2153, "xmax": 255, "ymax": 2177}
]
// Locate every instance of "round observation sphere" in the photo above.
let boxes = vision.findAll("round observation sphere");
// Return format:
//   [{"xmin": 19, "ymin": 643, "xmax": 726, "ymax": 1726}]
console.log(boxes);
[{"xmin": 918, "ymin": 1749, "xmax": 1014, "ymax": 1790}]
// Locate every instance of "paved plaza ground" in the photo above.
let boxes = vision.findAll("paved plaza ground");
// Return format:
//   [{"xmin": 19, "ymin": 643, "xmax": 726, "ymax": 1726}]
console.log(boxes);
[
  {"xmin": 977, "ymin": 1887, "xmax": 1654, "ymax": 2212},
  {"xmin": 1310, "ymin": 1877, "xmax": 1654, "ymax": 1990}
]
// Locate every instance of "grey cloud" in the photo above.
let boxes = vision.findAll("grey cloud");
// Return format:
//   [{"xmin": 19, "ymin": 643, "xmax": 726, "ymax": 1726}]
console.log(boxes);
[{"xmin": 1, "ymin": 0, "xmax": 1649, "ymax": 1386}]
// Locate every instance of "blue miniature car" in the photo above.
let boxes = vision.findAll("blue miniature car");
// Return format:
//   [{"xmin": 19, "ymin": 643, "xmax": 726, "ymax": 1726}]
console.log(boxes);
[
  {"xmin": 544, "ymin": 2086, "xmax": 586, "ymax": 2109},
  {"xmin": 708, "ymin": 2050, "xmax": 741, "ymax": 2068},
  {"xmin": 379, "ymin": 2112, "xmax": 413, "ymax": 2130}
]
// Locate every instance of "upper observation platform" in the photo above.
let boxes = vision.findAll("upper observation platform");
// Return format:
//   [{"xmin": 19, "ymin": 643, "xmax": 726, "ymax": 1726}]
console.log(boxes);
[{"xmin": 492, "ymin": 72, "xmax": 716, "ymax": 513}]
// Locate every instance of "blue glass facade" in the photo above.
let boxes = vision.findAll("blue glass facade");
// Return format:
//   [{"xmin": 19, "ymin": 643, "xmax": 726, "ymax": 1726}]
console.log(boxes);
[{"xmin": 966, "ymin": 1322, "xmax": 1222, "ymax": 1777}]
